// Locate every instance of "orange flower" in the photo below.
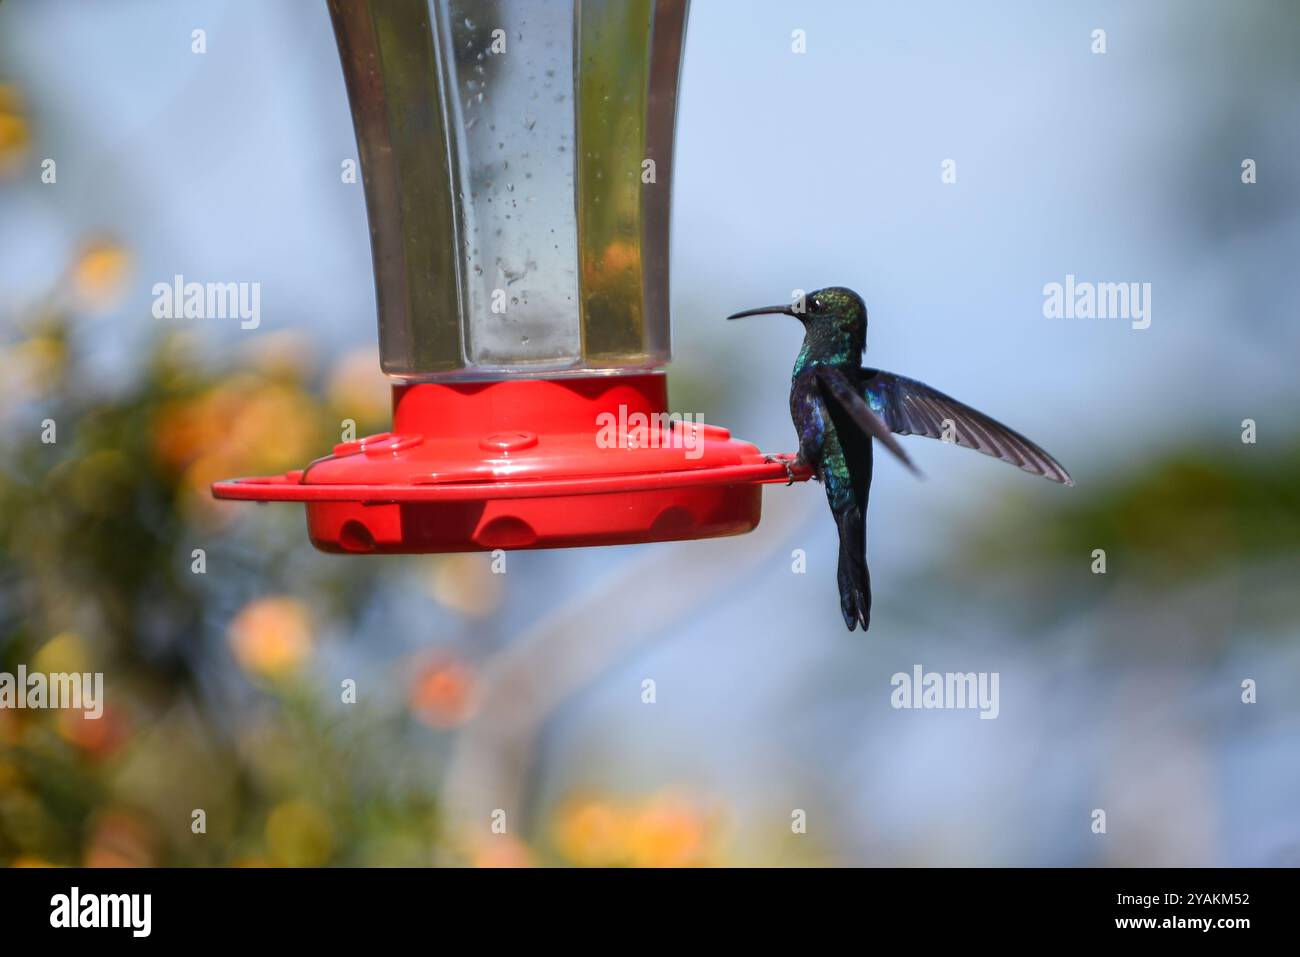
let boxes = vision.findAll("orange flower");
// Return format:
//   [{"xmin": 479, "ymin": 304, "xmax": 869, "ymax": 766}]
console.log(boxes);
[
  {"xmin": 228, "ymin": 597, "xmax": 313, "ymax": 680},
  {"xmin": 405, "ymin": 655, "xmax": 478, "ymax": 728},
  {"xmin": 409, "ymin": 657, "xmax": 477, "ymax": 728},
  {"xmin": 223, "ymin": 385, "xmax": 322, "ymax": 471},
  {"xmin": 553, "ymin": 792, "xmax": 722, "ymax": 868},
  {"xmin": 84, "ymin": 810, "xmax": 155, "ymax": 868},
  {"xmin": 472, "ymin": 836, "xmax": 535, "ymax": 868},
  {"xmin": 56, "ymin": 706, "xmax": 127, "ymax": 760},
  {"xmin": 626, "ymin": 793, "xmax": 711, "ymax": 867},
  {"xmin": 154, "ymin": 378, "xmax": 321, "ymax": 476}
]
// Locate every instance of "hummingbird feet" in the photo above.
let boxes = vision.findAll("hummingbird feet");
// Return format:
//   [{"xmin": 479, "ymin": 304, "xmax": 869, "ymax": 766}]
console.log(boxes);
[{"xmin": 764, "ymin": 452, "xmax": 804, "ymax": 486}]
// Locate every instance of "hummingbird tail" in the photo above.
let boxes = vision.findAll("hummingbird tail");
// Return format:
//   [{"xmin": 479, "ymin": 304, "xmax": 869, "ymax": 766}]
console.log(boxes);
[{"xmin": 835, "ymin": 508, "xmax": 871, "ymax": 632}]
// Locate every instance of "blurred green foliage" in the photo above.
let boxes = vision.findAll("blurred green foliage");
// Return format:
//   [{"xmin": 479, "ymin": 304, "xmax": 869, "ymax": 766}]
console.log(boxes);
[
  {"xmin": 936, "ymin": 436, "xmax": 1300, "ymax": 640},
  {"xmin": 0, "ymin": 255, "xmax": 449, "ymax": 865}
]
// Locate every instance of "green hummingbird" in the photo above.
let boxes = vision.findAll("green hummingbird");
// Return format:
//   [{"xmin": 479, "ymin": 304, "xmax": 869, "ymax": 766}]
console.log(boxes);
[{"xmin": 728, "ymin": 286, "xmax": 1073, "ymax": 632}]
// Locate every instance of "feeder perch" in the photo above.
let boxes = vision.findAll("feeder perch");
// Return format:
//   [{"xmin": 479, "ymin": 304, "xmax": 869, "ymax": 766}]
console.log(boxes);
[{"xmin": 211, "ymin": 0, "xmax": 811, "ymax": 552}]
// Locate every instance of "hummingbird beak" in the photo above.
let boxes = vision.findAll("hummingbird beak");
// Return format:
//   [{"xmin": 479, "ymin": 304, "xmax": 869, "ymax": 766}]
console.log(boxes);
[{"xmin": 726, "ymin": 304, "xmax": 798, "ymax": 321}]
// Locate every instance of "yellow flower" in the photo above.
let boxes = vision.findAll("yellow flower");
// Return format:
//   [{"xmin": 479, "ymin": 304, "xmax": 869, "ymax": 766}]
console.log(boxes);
[
  {"xmin": 328, "ymin": 345, "xmax": 389, "ymax": 428},
  {"xmin": 228, "ymin": 597, "xmax": 313, "ymax": 680},
  {"xmin": 265, "ymin": 799, "xmax": 334, "ymax": 867},
  {"xmin": 552, "ymin": 798, "xmax": 631, "ymax": 867},
  {"xmin": 428, "ymin": 554, "xmax": 503, "ymax": 619},
  {"xmin": 69, "ymin": 237, "xmax": 131, "ymax": 311},
  {"xmin": 0, "ymin": 84, "xmax": 30, "ymax": 178},
  {"xmin": 0, "ymin": 757, "xmax": 21, "ymax": 791},
  {"xmin": 245, "ymin": 330, "xmax": 316, "ymax": 382},
  {"xmin": 32, "ymin": 631, "xmax": 90, "ymax": 675},
  {"xmin": 0, "ymin": 709, "xmax": 19, "ymax": 746},
  {"xmin": 0, "ymin": 335, "xmax": 67, "ymax": 403},
  {"xmin": 225, "ymin": 383, "xmax": 321, "ymax": 470}
]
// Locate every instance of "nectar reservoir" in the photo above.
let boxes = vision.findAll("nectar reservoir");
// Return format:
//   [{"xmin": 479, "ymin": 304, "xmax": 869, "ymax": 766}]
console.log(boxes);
[{"xmin": 211, "ymin": 0, "xmax": 808, "ymax": 553}]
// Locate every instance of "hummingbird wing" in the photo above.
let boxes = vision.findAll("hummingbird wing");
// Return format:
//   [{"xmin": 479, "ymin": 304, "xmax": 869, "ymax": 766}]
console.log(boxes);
[
  {"xmin": 813, "ymin": 366, "xmax": 922, "ymax": 476},
  {"xmin": 862, "ymin": 369, "xmax": 1074, "ymax": 486}
]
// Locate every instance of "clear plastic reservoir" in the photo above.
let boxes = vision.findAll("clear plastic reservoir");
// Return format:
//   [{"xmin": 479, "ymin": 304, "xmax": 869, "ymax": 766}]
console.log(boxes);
[{"xmin": 329, "ymin": 0, "xmax": 687, "ymax": 379}]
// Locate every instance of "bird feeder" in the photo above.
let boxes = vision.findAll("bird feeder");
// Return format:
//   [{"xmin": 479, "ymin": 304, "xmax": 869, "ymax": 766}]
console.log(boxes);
[{"xmin": 212, "ymin": 0, "xmax": 808, "ymax": 553}]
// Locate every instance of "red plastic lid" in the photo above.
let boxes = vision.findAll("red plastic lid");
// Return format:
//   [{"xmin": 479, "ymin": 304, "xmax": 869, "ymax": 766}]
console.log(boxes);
[{"xmin": 211, "ymin": 374, "xmax": 810, "ymax": 553}]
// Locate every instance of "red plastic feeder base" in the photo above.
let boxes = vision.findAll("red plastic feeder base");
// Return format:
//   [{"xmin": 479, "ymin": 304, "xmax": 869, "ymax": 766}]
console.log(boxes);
[{"xmin": 211, "ymin": 373, "xmax": 811, "ymax": 553}]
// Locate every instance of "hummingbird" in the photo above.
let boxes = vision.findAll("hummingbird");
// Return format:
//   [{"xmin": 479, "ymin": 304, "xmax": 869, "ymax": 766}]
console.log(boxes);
[{"xmin": 728, "ymin": 286, "xmax": 1073, "ymax": 632}]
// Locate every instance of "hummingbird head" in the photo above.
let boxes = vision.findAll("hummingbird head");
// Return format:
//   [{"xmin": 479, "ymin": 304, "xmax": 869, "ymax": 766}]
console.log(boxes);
[{"xmin": 727, "ymin": 286, "xmax": 867, "ymax": 360}]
